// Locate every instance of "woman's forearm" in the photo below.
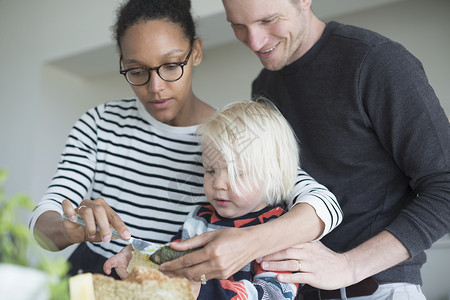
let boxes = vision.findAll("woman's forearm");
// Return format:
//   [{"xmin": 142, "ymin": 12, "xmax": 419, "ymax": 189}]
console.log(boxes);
[
  {"xmin": 33, "ymin": 211, "xmax": 72, "ymax": 251},
  {"xmin": 249, "ymin": 203, "xmax": 324, "ymax": 258}
]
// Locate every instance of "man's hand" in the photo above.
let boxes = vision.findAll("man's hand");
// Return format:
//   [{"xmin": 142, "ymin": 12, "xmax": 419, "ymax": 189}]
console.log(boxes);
[
  {"xmin": 258, "ymin": 241, "xmax": 354, "ymax": 290},
  {"xmin": 259, "ymin": 231, "xmax": 410, "ymax": 290}
]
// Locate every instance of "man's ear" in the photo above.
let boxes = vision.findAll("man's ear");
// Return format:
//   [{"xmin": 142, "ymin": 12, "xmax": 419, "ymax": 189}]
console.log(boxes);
[
  {"xmin": 300, "ymin": 0, "xmax": 312, "ymax": 10},
  {"xmin": 192, "ymin": 37, "xmax": 203, "ymax": 67}
]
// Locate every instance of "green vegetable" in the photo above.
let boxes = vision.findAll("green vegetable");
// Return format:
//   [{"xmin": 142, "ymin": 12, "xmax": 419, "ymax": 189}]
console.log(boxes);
[{"xmin": 149, "ymin": 245, "xmax": 200, "ymax": 264}]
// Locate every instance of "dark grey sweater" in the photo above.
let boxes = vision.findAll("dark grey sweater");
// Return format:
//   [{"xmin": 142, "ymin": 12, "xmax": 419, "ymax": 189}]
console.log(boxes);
[{"xmin": 252, "ymin": 21, "xmax": 450, "ymax": 285}]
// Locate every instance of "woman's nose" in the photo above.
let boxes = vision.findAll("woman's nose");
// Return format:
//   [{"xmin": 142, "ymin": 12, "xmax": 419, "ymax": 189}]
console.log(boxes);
[{"xmin": 147, "ymin": 70, "xmax": 165, "ymax": 93}]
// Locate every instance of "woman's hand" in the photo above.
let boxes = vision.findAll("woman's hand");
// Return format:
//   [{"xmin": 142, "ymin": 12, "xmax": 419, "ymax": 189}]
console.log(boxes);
[
  {"xmin": 257, "ymin": 241, "xmax": 354, "ymax": 290},
  {"xmin": 62, "ymin": 198, "xmax": 131, "ymax": 244},
  {"xmin": 159, "ymin": 227, "xmax": 259, "ymax": 282},
  {"xmin": 103, "ymin": 244, "xmax": 133, "ymax": 279}
]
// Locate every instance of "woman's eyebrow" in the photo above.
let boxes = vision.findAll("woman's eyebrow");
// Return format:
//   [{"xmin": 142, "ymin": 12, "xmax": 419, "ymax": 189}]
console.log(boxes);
[{"xmin": 123, "ymin": 49, "xmax": 187, "ymax": 65}]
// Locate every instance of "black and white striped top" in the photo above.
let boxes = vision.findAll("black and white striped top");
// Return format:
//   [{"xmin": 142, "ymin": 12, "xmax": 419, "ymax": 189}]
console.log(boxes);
[{"xmin": 30, "ymin": 98, "xmax": 342, "ymax": 258}]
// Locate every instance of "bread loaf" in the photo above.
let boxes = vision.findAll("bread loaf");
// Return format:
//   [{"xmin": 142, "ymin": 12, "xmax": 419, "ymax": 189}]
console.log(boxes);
[
  {"xmin": 127, "ymin": 250, "xmax": 160, "ymax": 273},
  {"xmin": 70, "ymin": 266, "xmax": 194, "ymax": 300}
]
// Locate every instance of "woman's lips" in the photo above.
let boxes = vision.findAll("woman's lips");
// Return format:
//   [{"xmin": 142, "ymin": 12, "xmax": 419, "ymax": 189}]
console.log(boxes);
[{"xmin": 149, "ymin": 98, "xmax": 173, "ymax": 109}]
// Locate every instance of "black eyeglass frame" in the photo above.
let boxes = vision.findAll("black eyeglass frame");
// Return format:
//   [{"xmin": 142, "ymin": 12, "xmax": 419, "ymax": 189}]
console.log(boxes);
[{"xmin": 119, "ymin": 46, "xmax": 193, "ymax": 86}]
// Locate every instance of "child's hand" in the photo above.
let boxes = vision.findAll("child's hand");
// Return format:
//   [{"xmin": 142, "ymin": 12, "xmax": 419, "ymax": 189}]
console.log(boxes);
[
  {"xmin": 103, "ymin": 244, "xmax": 133, "ymax": 279},
  {"xmin": 189, "ymin": 280, "xmax": 202, "ymax": 298}
]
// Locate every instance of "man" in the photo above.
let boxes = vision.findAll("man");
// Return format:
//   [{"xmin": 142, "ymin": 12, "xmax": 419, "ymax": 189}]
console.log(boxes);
[{"xmin": 221, "ymin": 0, "xmax": 450, "ymax": 299}]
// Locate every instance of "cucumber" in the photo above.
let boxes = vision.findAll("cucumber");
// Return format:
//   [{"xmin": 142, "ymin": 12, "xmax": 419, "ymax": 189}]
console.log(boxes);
[{"xmin": 149, "ymin": 245, "xmax": 199, "ymax": 264}]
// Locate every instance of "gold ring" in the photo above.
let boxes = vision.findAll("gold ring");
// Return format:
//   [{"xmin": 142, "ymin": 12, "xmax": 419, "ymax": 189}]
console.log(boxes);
[
  {"xmin": 297, "ymin": 260, "xmax": 302, "ymax": 272},
  {"xmin": 200, "ymin": 274, "xmax": 207, "ymax": 285},
  {"xmin": 77, "ymin": 205, "xmax": 87, "ymax": 213}
]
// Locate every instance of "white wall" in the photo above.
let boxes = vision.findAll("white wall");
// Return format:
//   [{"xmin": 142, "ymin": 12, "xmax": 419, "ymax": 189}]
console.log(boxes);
[
  {"xmin": 0, "ymin": 0, "xmax": 124, "ymax": 199},
  {"xmin": 1, "ymin": 0, "xmax": 449, "ymax": 299},
  {"xmin": 193, "ymin": 41, "xmax": 262, "ymax": 108}
]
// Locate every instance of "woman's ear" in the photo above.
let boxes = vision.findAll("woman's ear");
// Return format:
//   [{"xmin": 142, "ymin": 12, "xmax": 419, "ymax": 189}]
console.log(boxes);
[{"xmin": 192, "ymin": 37, "xmax": 203, "ymax": 67}]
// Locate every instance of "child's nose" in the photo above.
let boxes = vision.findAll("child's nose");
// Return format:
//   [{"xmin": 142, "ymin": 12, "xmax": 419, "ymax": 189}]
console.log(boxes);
[{"xmin": 213, "ymin": 172, "xmax": 228, "ymax": 190}]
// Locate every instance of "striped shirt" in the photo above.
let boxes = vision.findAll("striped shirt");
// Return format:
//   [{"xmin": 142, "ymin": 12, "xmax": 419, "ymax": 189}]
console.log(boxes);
[{"xmin": 29, "ymin": 98, "xmax": 342, "ymax": 259}]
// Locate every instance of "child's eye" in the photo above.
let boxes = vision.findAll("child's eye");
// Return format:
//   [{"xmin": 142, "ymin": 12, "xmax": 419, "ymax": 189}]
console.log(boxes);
[
  {"xmin": 205, "ymin": 169, "xmax": 215, "ymax": 175},
  {"xmin": 235, "ymin": 168, "xmax": 245, "ymax": 177}
]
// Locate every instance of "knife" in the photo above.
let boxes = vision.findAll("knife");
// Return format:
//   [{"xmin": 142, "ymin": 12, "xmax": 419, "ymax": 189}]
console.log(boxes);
[{"xmin": 63, "ymin": 213, "xmax": 165, "ymax": 253}]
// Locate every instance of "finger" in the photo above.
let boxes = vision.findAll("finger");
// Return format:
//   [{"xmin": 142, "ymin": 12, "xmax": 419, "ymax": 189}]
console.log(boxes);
[
  {"xmin": 107, "ymin": 210, "xmax": 130, "ymax": 240},
  {"xmin": 159, "ymin": 251, "xmax": 199, "ymax": 272},
  {"xmin": 159, "ymin": 270, "xmax": 178, "ymax": 278},
  {"xmin": 161, "ymin": 248, "xmax": 231, "ymax": 282},
  {"xmin": 103, "ymin": 256, "xmax": 118, "ymax": 274},
  {"xmin": 163, "ymin": 259, "xmax": 212, "ymax": 282},
  {"xmin": 77, "ymin": 205, "xmax": 98, "ymax": 240},
  {"xmin": 93, "ymin": 197, "xmax": 130, "ymax": 241},
  {"xmin": 119, "ymin": 244, "xmax": 134, "ymax": 262},
  {"xmin": 159, "ymin": 248, "xmax": 203, "ymax": 272},
  {"xmin": 189, "ymin": 281, "xmax": 202, "ymax": 298},
  {"xmin": 62, "ymin": 199, "xmax": 77, "ymax": 221},
  {"xmin": 114, "ymin": 267, "xmax": 129, "ymax": 280},
  {"xmin": 185, "ymin": 262, "xmax": 227, "ymax": 283},
  {"xmin": 169, "ymin": 232, "xmax": 212, "ymax": 251},
  {"xmin": 261, "ymin": 259, "xmax": 303, "ymax": 272},
  {"xmin": 277, "ymin": 272, "xmax": 310, "ymax": 284},
  {"xmin": 103, "ymin": 245, "xmax": 132, "ymax": 274},
  {"xmin": 121, "ymin": 244, "xmax": 133, "ymax": 255},
  {"xmin": 91, "ymin": 206, "xmax": 112, "ymax": 243},
  {"xmin": 260, "ymin": 246, "xmax": 304, "ymax": 262}
]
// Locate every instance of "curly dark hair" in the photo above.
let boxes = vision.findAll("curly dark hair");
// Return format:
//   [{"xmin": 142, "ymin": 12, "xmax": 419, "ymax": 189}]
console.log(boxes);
[{"xmin": 113, "ymin": 0, "xmax": 196, "ymax": 53}]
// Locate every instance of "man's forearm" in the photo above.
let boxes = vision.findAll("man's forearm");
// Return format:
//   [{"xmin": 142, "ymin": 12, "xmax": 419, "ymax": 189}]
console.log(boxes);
[{"xmin": 345, "ymin": 230, "xmax": 410, "ymax": 283}]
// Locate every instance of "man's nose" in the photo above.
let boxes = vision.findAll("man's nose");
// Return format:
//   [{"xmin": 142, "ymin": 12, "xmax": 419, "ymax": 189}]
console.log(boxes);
[{"xmin": 247, "ymin": 26, "xmax": 267, "ymax": 52}]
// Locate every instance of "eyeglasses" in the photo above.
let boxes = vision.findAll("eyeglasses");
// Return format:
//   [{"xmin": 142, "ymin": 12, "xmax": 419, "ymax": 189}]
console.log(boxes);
[{"xmin": 119, "ymin": 46, "xmax": 193, "ymax": 86}]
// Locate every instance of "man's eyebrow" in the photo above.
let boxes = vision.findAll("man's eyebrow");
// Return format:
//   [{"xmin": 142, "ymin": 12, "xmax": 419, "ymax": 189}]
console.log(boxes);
[
  {"xmin": 226, "ymin": 13, "xmax": 278, "ymax": 25},
  {"xmin": 226, "ymin": 17, "xmax": 237, "ymax": 24}
]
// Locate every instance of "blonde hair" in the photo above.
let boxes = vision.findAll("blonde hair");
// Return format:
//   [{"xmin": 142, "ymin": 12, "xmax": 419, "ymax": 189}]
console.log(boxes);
[{"xmin": 196, "ymin": 99, "xmax": 299, "ymax": 205}]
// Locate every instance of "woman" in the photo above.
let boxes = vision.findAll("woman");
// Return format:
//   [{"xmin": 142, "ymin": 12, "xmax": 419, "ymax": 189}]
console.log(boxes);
[
  {"xmin": 31, "ymin": 0, "xmax": 214, "ymax": 278},
  {"xmin": 30, "ymin": 0, "xmax": 342, "ymax": 282}
]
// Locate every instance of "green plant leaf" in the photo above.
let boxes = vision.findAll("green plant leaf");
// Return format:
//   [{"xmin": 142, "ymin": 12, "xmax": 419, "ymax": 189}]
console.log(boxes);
[
  {"xmin": 39, "ymin": 257, "xmax": 70, "ymax": 278},
  {"xmin": 49, "ymin": 276, "xmax": 70, "ymax": 300},
  {"xmin": 0, "ymin": 168, "xmax": 70, "ymax": 299},
  {"xmin": 0, "ymin": 169, "xmax": 7, "ymax": 184}
]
